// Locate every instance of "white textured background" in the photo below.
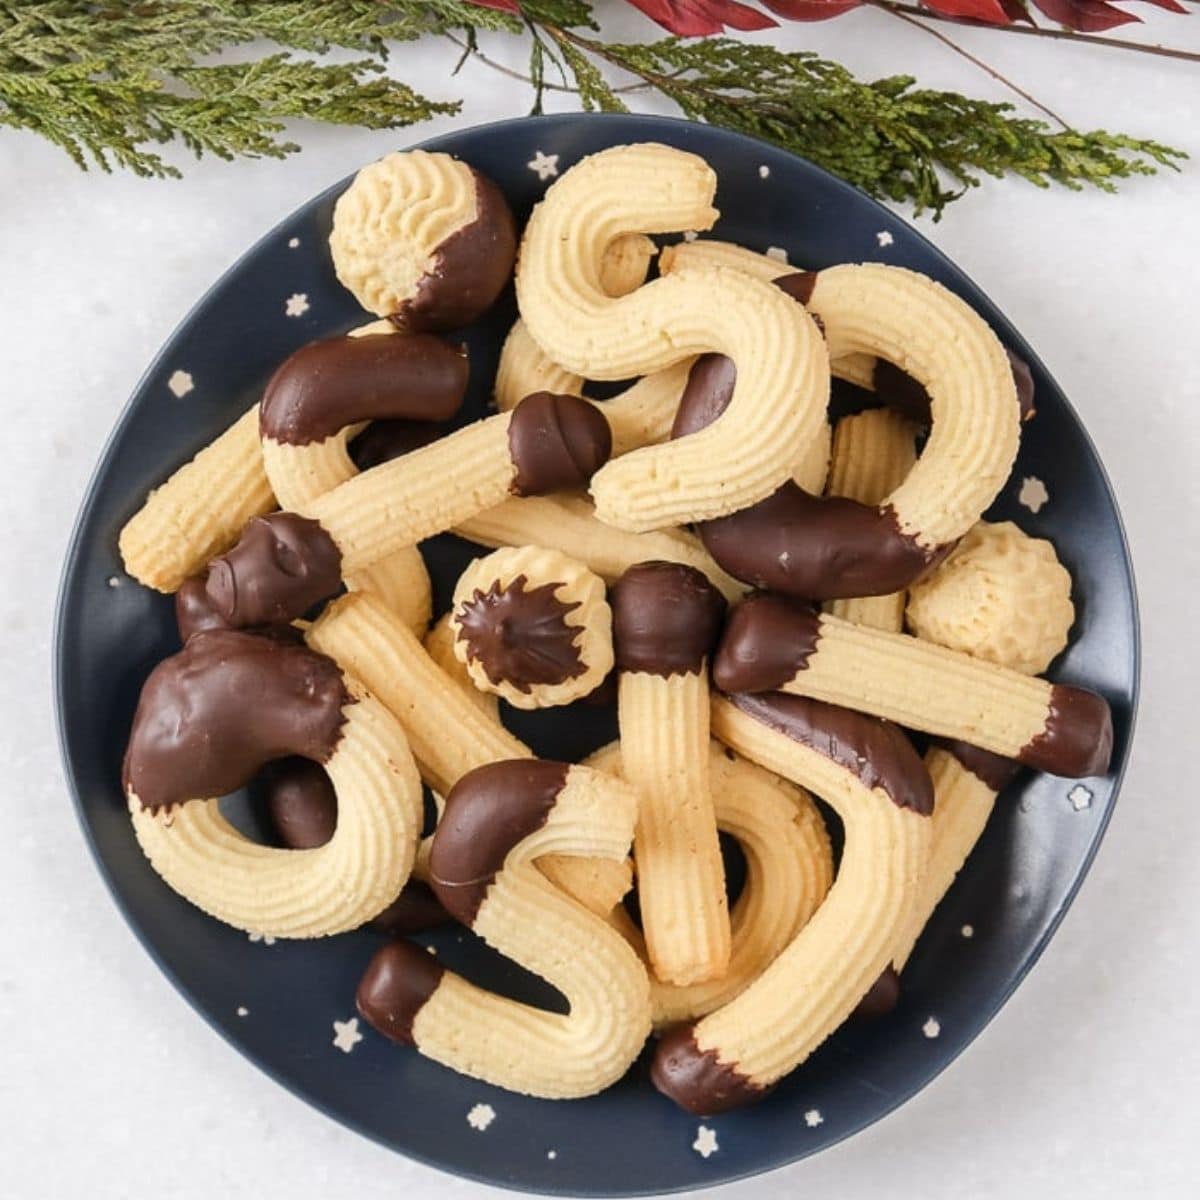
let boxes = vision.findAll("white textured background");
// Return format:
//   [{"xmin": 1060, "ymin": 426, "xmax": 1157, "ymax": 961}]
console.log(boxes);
[{"xmin": 1, "ymin": 8, "xmax": 1197, "ymax": 1197}]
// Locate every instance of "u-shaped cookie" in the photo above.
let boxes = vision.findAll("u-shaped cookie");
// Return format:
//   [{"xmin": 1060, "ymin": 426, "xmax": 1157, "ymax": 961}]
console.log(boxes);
[
  {"xmin": 356, "ymin": 759, "xmax": 652, "ymax": 1098},
  {"xmin": 122, "ymin": 629, "xmax": 423, "ymax": 938}
]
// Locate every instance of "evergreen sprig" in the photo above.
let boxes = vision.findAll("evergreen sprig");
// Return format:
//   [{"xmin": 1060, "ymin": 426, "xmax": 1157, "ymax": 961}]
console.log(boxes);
[{"xmin": 0, "ymin": 0, "xmax": 1184, "ymax": 213}]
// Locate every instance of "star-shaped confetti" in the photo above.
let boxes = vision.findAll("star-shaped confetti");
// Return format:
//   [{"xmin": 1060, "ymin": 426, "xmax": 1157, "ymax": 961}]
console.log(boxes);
[
  {"xmin": 547, "ymin": 1150, "xmax": 557, "ymax": 1160},
  {"xmin": 106, "ymin": 576, "xmax": 121, "ymax": 589},
  {"xmin": 876, "ymin": 230, "xmax": 894, "ymax": 248},
  {"xmin": 758, "ymin": 165, "xmax": 771, "ymax": 179},
  {"xmin": 804, "ymin": 1108, "xmax": 823, "ymax": 1128},
  {"xmin": 332, "ymin": 1017, "xmax": 362, "ymax": 1053},
  {"xmin": 467, "ymin": 1103, "xmax": 496, "ymax": 1131},
  {"xmin": 961, "ymin": 924, "xmax": 975, "ymax": 939},
  {"xmin": 527, "ymin": 151, "xmax": 559, "ymax": 181},
  {"xmin": 765, "ymin": 246, "xmax": 789, "ymax": 264},
  {"xmin": 167, "ymin": 369, "xmax": 194, "ymax": 398},
  {"xmin": 1018, "ymin": 476, "xmax": 1049, "ymax": 514},
  {"xmin": 288, "ymin": 237, "xmax": 300, "ymax": 249},
  {"xmin": 682, "ymin": 230, "xmax": 699, "ymax": 243},
  {"xmin": 1068, "ymin": 784, "xmax": 1093, "ymax": 811},
  {"xmin": 236, "ymin": 1006, "xmax": 249, "ymax": 1018},
  {"xmin": 922, "ymin": 1016, "xmax": 941, "ymax": 1039},
  {"xmin": 285, "ymin": 293, "xmax": 310, "ymax": 318},
  {"xmin": 692, "ymin": 1125, "xmax": 719, "ymax": 1158},
  {"xmin": 247, "ymin": 931, "xmax": 276, "ymax": 945}
]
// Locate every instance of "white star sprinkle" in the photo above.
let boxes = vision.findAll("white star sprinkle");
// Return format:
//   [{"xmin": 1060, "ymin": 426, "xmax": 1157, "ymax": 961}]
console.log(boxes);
[
  {"xmin": 876, "ymin": 230, "xmax": 894, "ymax": 248},
  {"xmin": 167, "ymin": 369, "xmax": 194, "ymax": 398},
  {"xmin": 106, "ymin": 576, "xmax": 121, "ymax": 589},
  {"xmin": 758, "ymin": 165, "xmax": 771, "ymax": 179},
  {"xmin": 236, "ymin": 1006, "xmax": 249, "ymax": 1017},
  {"xmin": 288, "ymin": 237, "xmax": 300, "ymax": 249},
  {"xmin": 961, "ymin": 924, "xmax": 975, "ymax": 939},
  {"xmin": 922, "ymin": 1016, "xmax": 941, "ymax": 1039},
  {"xmin": 285, "ymin": 293, "xmax": 310, "ymax": 318},
  {"xmin": 527, "ymin": 151, "xmax": 559, "ymax": 181},
  {"xmin": 247, "ymin": 931, "xmax": 276, "ymax": 945},
  {"xmin": 467, "ymin": 1103, "xmax": 496, "ymax": 1131},
  {"xmin": 804, "ymin": 1109, "xmax": 823, "ymax": 1128},
  {"xmin": 682, "ymin": 230, "xmax": 699, "ymax": 243},
  {"xmin": 547, "ymin": 1150, "xmax": 557, "ymax": 1161},
  {"xmin": 1017, "ymin": 475, "xmax": 1049, "ymax": 514},
  {"xmin": 332, "ymin": 1017, "xmax": 362, "ymax": 1053},
  {"xmin": 692, "ymin": 1125, "xmax": 719, "ymax": 1158},
  {"xmin": 1068, "ymin": 784, "xmax": 1093, "ymax": 811},
  {"xmin": 765, "ymin": 246, "xmax": 789, "ymax": 264}
]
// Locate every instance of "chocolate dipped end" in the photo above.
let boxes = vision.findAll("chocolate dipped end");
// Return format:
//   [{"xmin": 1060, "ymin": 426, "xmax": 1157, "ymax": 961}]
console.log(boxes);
[
  {"xmin": 610, "ymin": 562, "xmax": 726, "ymax": 676},
  {"xmin": 368, "ymin": 882, "xmax": 454, "ymax": 936},
  {"xmin": 429, "ymin": 759, "xmax": 568, "ymax": 924},
  {"xmin": 264, "ymin": 757, "xmax": 337, "ymax": 849},
  {"xmin": 773, "ymin": 270, "xmax": 819, "ymax": 306},
  {"xmin": 729, "ymin": 692, "xmax": 933, "ymax": 814},
  {"xmin": 652, "ymin": 1025, "xmax": 771, "ymax": 1115},
  {"xmin": 356, "ymin": 940, "xmax": 446, "ymax": 1046},
  {"xmin": 396, "ymin": 169, "xmax": 517, "ymax": 333},
  {"xmin": 1020, "ymin": 685, "xmax": 1113, "ymax": 778},
  {"xmin": 259, "ymin": 333, "xmax": 468, "ymax": 446},
  {"xmin": 872, "ymin": 349, "xmax": 1034, "ymax": 427},
  {"xmin": 853, "ymin": 966, "xmax": 901, "ymax": 1020},
  {"xmin": 671, "ymin": 354, "xmax": 736, "ymax": 440},
  {"xmin": 205, "ymin": 513, "xmax": 342, "ymax": 628},
  {"xmin": 350, "ymin": 418, "xmax": 444, "ymax": 470},
  {"xmin": 713, "ymin": 593, "xmax": 821, "ymax": 693},
  {"xmin": 938, "ymin": 739, "xmax": 1022, "ymax": 793},
  {"xmin": 454, "ymin": 575, "xmax": 585, "ymax": 692},
  {"xmin": 699, "ymin": 485, "xmax": 949, "ymax": 601},
  {"xmin": 122, "ymin": 630, "xmax": 350, "ymax": 812},
  {"xmin": 507, "ymin": 392, "xmax": 611, "ymax": 496},
  {"xmin": 175, "ymin": 574, "xmax": 232, "ymax": 641}
]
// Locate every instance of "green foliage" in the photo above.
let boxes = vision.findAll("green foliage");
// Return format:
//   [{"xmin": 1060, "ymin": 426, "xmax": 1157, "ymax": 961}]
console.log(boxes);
[{"xmin": 0, "ymin": 0, "xmax": 1184, "ymax": 213}]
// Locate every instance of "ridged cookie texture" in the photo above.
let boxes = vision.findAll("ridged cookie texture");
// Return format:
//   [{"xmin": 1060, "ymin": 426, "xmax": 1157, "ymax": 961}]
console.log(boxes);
[
  {"xmin": 423, "ymin": 613, "xmax": 499, "ymax": 718},
  {"xmin": 516, "ymin": 143, "xmax": 829, "ymax": 531},
  {"xmin": 357, "ymin": 761, "xmax": 652, "ymax": 1098},
  {"xmin": 451, "ymin": 546, "xmax": 613, "ymax": 709},
  {"xmin": 588, "ymin": 741, "xmax": 833, "ymax": 1028},
  {"xmin": 649, "ymin": 692, "xmax": 932, "ymax": 1112}
]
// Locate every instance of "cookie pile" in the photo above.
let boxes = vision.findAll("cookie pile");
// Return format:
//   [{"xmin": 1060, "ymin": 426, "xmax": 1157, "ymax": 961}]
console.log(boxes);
[{"xmin": 118, "ymin": 143, "xmax": 1110, "ymax": 1113}]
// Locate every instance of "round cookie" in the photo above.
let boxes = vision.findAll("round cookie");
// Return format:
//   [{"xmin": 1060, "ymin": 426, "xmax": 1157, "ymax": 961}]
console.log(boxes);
[
  {"xmin": 906, "ymin": 521, "xmax": 1074, "ymax": 675},
  {"xmin": 450, "ymin": 546, "xmax": 613, "ymax": 709}
]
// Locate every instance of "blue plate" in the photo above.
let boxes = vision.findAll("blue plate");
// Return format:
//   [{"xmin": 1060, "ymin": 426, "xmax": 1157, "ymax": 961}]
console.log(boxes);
[{"xmin": 54, "ymin": 114, "xmax": 1138, "ymax": 1194}]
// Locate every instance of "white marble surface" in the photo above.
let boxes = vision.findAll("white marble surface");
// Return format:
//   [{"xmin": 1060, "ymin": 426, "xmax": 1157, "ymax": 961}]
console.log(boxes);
[{"xmin": 2, "ymin": 9, "xmax": 1198, "ymax": 1197}]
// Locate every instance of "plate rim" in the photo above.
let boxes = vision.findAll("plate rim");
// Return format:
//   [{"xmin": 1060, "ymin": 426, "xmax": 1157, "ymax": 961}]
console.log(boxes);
[{"xmin": 52, "ymin": 110, "xmax": 1142, "ymax": 1195}]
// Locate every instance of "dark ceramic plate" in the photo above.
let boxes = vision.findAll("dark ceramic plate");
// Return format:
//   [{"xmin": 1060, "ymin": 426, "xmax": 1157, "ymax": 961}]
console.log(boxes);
[{"xmin": 54, "ymin": 114, "xmax": 1138, "ymax": 1195}]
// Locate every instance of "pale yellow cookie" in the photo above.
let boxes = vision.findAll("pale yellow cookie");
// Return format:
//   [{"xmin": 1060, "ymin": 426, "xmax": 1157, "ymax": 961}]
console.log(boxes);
[
  {"xmin": 906, "ymin": 521, "xmax": 1074, "ymax": 675},
  {"xmin": 824, "ymin": 409, "xmax": 918, "ymax": 631},
  {"xmin": 451, "ymin": 546, "xmax": 613, "ymax": 709},
  {"xmin": 516, "ymin": 143, "xmax": 829, "ymax": 532},
  {"xmin": 357, "ymin": 761, "xmax": 651, "ymax": 1099},
  {"xmin": 423, "ymin": 613, "xmax": 500, "ymax": 719}
]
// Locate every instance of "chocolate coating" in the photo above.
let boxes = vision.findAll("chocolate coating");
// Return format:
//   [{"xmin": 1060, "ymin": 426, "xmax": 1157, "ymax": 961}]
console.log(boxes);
[
  {"xmin": 429, "ymin": 759, "xmax": 568, "ymax": 924},
  {"xmin": 610, "ymin": 562, "xmax": 726, "ymax": 676},
  {"xmin": 712, "ymin": 593, "xmax": 822, "ymax": 693},
  {"xmin": 350, "ymin": 418, "xmax": 444, "ymax": 470},
  {"xmin": 651, "ymin": 1025, "xmax": 771, "ymax": 1115},
  {"xmin": 356, "ymin": 939, "xmax": 445, "ymax": 1046},
  {"xmin": 205, "ymin": 513, "xmax": 342, "ymax": 628},
  {"xmin": 367, "ymin": 882, "xmax": 454, "ymax": 936},
  {"xmin": 264, "ymin": 757, "xmax": 337, "ymax": 849},
  {"xmin": 122, "ymin": 630, "xmax": 350, "ymax": 812},
  {"xmin": 1020, "ymin": 684, "xmax": 1113, "ymax": 778},
  {"xmin": 938, "ymin": 738, "xmax": 1022, "ymax": 793},
  {"xmin": 175, "ymin": 574, "xmax": 232, "ymax": 641},
  {"xmin": 773, "ymin": 271, "xmax": 819, "ymax": 306},
  {"xmin": 508, "ymin": 392, "xmax": 612, "ymax": 496},
  {"xmin": 853, "ymin": 965, "xmax": 901, "ymax": 1020},
  {"xmin": 259, "ymin": 333, "xmax": 468, "ymax": 446},
  {"xmin": 728, "ymin": 692, "xmax": 934, "ymax": 814},
  {"xmin": 872, "ymin": 348, "xmax": 1035, "ymax": 427},
  {"xmin": 670, "ymin": 354, "xmax": 736, "ymax": 441},
  {"xmin": 699, "ymin": 484, "xmax": 951, "ymax": 601},
  {"xmin": 393, "ymin": 169, "xmax": 517, "ymax": 333},
  {"xmin": 454, "ymin": 574, "xmax": 585, "ymax": 692}
]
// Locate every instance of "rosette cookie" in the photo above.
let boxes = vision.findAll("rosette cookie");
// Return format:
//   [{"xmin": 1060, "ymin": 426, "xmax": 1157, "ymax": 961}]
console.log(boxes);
[
  {"xmin": 356, "ymin": 760, "xmax": 652, "ymax": 1098},
  {"xmin": 450, "ymin": 546, "xmax": 614, "ymax": 709},
  {"xmin": 329, "ymin": 150, "xmax": 516, "ymax": 330},
  {"xmin": 204, "ymin": 392, "xmax": 612, "ymax": 627},
  {"xmin": 587, "ymin": 742, "xmax": 833, "ymax": 1028},
  {"xmin": 122, "ymin": 630, "xmax": 423, "ymax": 938},
  {"xmin": 516, "ymin": 143, "xmax": 829, "ymax": 531},
  {"xmin": 651, "ymin": 693, "xmax": 932, "ymax": 1113},
  {"xmin": 611, "ymin": 563, "xmax": 729, "ymax": 986},
  {"xmin": 714, "ymin": 594, "xmax": 1112, "ymax": 778}
]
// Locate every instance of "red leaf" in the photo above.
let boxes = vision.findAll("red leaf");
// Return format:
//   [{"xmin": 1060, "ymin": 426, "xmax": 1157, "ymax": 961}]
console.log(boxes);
[
  {"xmin": 920, "ymin": 0, "xmax": 1015, "ymax": 23},
  {"xmin": 760, "ymin": 0, "xmax": 864, "ymax": 20},
  {"xmin": 466, "ymin": 0, "xmax": 521, "ymax": 11},
  {"xmin": 623, "ymin": 0, "xmax": 778, "ymax": 36},
  {"xmin": 997, "ymin": 0, "xmax": 1036, "ymax": 22},
  {"xmin": 1128, "ymin": 0, "xmax": 1188, "ymax": 11},
  {"xmin": 1028, "ymin": 0, "xmax": 1141, "ymax": 29}
]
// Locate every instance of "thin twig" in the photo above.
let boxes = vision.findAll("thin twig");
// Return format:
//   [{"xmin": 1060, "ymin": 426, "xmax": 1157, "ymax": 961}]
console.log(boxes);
[
  {"xmin": 883, "ymin": 2, "xmax": 1200, "ymax": 63},
  {"xmin": 874, "ymin": 1, "xmax": 1069, "ymax": 126}
]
